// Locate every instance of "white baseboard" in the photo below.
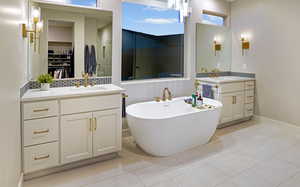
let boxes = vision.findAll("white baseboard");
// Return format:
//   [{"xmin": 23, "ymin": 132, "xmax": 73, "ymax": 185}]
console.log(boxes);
[
  {"xmin": 18, "ymin": 173, "xmax": 23, "ymax": 187},
  {"xmin": 254, "ymin": 115, "xmax": 300, "ymax": 128}
]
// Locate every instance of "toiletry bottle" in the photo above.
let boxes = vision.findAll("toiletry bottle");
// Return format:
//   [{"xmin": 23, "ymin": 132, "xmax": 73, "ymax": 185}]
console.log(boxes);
[
  {"xmin": 192, "ymin": 94, "xmax": 197, "ymax": 107},
  {"xmin": 197, "ymin": 94, "xmax": 203, "ymax": 106}
]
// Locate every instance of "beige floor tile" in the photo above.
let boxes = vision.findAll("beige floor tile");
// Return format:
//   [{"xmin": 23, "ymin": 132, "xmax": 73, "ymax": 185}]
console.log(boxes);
[
  {"xmin": 176, "ymin": 163, "xmax": 229, "ymax": 187},
  {"xmin": 24, "ymin": 119, "xmax": 300, "ymax": 187},
  {"xmin": 278, "ymin": 172, "xmax": 300, "ymax": 187},
  {"xmin": 83, "ymin": 173, "xmax": 144, "ymax": 187}
]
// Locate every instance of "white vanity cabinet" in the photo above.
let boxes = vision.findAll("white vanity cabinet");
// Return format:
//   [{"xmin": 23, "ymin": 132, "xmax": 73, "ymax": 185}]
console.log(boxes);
[
  {"xmin": 61, "ymin": 109, "xmax": 121, "ymax": 164},
  {"xmin": 198, "ymin": 77, "xmax": 255, "ymax": 127},
  {"xmin": 21, "ymin": 85, "xmax": 124, "ymax": 174}
]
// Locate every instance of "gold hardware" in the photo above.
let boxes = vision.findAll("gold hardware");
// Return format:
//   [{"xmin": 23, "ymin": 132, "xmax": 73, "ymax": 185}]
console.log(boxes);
[
  {"xmin": 232, "ymin": 96, "xmax": 235, "ymax": 104},
  {"xmin": 241, "ymin": 34, "xmax": 250, "ymax": 56},
  {"xmin": 34, "ymin": 154, "xmax": 50, "ymax": 160},
  {"xmin": 213, "ymin": 40, "xmax": 222, "ymax": 56},
  {"xmin": 93, "ymin": 118, "xmax": 97, "ymax": 131},
  {"xmin": 33, "ymin": 129, "xmax": 49, "ymax": 135},
  {"xmin": 234, "ymin": 96, "xmax": 237, "ymax": 104},
  {"xmin": 208, "ymin": 68, "xmax": 220, "ymax": 78},
  {"xmin": 200, "ymin": 67, "xmax": 208, "ymax": 73},
  {"xmin": 162, "ymin": 88, "xmax": 172, "ymax": 101},
  {"xmin": 22, "ymin": 7, "xmax": 43, "ymax": 53},
  {"xmin": 75, "ymin": 82, "xmax": 80, "ymax": 88},
  {"xmin": 248, "ymin": 109, "xmax": 253, "ymax": 112},
  {"xmin": 33, "ymin": 108, "xmax": 49, "ymax": 112},
  {"xmin": 82, "ymin": 73, "xmax": 89, "ymax": 87},
  {"xmin": 154, "ymin": 97, "xmax": 161, "ymax": 102},
  {"xmin": 122, "ymin": 93, "xmax": 128, "ymax": 99}
]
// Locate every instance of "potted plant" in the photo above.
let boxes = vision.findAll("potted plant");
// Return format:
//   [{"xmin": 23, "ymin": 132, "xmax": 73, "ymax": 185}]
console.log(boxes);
[{"xmin": 37, "ymin": 74, "xmax": 53, "ymax": 91}]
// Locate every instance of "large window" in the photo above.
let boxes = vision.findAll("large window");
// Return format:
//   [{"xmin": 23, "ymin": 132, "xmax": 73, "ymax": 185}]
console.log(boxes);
[
  {"xmin": 43, "ymin": 0, "xmax": 97, "ymax": 7},
  {"xmin": 201, "ymin": 12, "xmax": 225, "ymax": 26},
  {"xmin": 122, "ymin": 2, "xmax": 184, "ymax": 81}
]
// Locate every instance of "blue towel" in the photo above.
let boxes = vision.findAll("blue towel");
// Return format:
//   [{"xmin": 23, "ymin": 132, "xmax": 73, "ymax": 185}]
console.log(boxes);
[
  {"xmin": 202, "ymin": 84, "xmax": 214, "ymax": 99},
  {"xmin": 84, "ymin": 45, "xmax": 90, "ymax": 74},
  {"xmin": 89, "ymin": 45, "xmax": 97, "ymax": 75}
]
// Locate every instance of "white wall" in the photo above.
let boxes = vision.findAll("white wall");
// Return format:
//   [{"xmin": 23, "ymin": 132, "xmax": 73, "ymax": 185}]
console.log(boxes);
[
  {"xmin": 231, "ymin": 0, "xmax": 300, "ymax": 126},
  {"xmin": 48, "ymin": 25, "xmax": 73, "ymax": 43},
  {"xmin": 0, "ymin": 0, "xmax": 28, "ymax": 186},
  {"xmin": 97, "ymin": 23, "xmax": 112, "ymax": 76}
]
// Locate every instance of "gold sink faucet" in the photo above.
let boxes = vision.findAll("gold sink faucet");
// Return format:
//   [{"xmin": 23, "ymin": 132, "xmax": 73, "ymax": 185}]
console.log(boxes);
[
  {"xmin": 162, "ymin": 88, "xmax": 172, "ymax": 101},
  {"xmin": 82, "ymin": 73, "xmax": 89, "ymax": 87}
]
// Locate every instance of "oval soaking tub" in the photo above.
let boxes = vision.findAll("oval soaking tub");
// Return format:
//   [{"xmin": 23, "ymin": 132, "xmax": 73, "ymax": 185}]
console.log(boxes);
[{"xmin": 126, "ymin": 97, "xmax": 223, "ymax": 157}]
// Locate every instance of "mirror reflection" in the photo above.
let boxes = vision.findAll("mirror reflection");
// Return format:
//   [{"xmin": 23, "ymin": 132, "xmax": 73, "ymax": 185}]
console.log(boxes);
[
  {"xmin": 28, "ymin": 2, "xmax": 112, "ymax": 80},
  {"xmin": 196, "ymin": 23, "xmax": 232, "ymax": 73}
]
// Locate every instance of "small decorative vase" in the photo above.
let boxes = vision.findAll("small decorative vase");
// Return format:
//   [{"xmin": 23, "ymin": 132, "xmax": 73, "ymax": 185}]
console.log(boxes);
[{"xmin": 40, "ymin": 83, "xmax": 50, "ymax": 91}]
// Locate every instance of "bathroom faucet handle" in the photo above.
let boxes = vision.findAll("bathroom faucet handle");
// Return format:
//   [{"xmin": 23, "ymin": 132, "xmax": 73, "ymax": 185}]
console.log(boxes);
[{"xmin": 154, "ymin": 97, "xmax": 161, "ymax": 102}]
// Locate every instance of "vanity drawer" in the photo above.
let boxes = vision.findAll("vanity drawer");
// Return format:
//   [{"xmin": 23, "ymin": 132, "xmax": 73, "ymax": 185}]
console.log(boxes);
[
  {"xmin": 220, "ymin": 82, "xmax": 244, "ymax": 93},
  {"xmin": 245, "ymin": 103, "xmax": 254, "ymax": 117},
  {"xmin": 23, "ymin": 100, "xmax": 58, "ymax": 120},
  {"xmin": 61, "ymin": 94, "xmax": 121, "ymax": 115},
  {"xmin": 24, "ymin": 117, "xmax": 59, "ymax": 147},
  {"xmin": 245, "ymin": 90, "xmax": 255, "ymax": 104},
  {"xmin": 24, "ymin": 142, "xmax": 59, "ymax": 173},
  {"xmin": 245, "ymin": 81, "xmax": 255, "ymax": 90}
]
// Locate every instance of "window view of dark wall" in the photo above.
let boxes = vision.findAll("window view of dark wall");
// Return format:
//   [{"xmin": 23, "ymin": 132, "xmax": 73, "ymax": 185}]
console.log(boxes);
[{"xmin": 122, "ymin": 29, "xmax": 184, "ymax": 81}]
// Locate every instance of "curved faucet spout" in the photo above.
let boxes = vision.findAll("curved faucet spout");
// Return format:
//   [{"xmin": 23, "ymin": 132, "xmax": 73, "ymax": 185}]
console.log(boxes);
[{"xmin": 162, "ymin": 88, "xmax": 172, "ymax": 101}]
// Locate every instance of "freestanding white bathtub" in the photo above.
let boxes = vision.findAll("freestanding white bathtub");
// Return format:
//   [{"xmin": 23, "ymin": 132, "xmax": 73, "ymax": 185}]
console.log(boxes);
[{"xmin": 126, "ymin": 97, "xmax": 223, "ymax": 157}]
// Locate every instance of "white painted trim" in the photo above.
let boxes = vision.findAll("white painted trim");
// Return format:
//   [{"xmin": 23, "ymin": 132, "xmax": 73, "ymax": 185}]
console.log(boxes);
[
  {"xmin": 254, "ymin": 115, "xmax": 300, "ymax": 128},
  {"xmin": 18, "ymin": 173, "xmax": 24, "ymax": 187}
]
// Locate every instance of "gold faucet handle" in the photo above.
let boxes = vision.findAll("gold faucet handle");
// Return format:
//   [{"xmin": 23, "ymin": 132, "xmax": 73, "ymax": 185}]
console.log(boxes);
[
  {"xmin": 75, "ymin": 82, "xmax": 81, "ymax": 88},
  {"xmin": 154, "ymin": 97, "xmax": 161, "ymax": 102},
  {"xmin": 82, "ymin": 73, "xmax": 89, "ymax": 78}
]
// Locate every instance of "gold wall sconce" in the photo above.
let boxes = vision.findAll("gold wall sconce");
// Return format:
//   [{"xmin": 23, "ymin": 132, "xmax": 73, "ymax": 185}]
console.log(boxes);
[
  {"xmin": 241, "ymin": 34, "xmax": 250, "ymax": 56},
  {"xmin": 22, "ymin": 7, "xmax": 43, "ymax": 52},
  {"xmin": 213, "ymin": 37, "xmax": 222, "ymax": 56}
]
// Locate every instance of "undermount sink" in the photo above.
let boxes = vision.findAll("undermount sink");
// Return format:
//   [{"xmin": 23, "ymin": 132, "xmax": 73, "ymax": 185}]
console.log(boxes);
[{"xmin": 70, "ymin": 85, "xmax": 108, "ymax": 91}]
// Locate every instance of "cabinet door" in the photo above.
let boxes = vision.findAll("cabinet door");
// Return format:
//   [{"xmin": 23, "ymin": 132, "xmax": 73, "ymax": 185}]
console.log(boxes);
[
  {"xmin": 220, "ymin": 93, "xmax": 234, "ymax": 123},
  {"xmin": 61, "ymin": 113, "xmax": 93, "ymax": 164},
  {"xmin": 92, "ymin": 109, "xmax": 121, "ymax": 157},
  {"xmin": 232, "ymin": 92, "xmax": 245, "ymax": 120}
]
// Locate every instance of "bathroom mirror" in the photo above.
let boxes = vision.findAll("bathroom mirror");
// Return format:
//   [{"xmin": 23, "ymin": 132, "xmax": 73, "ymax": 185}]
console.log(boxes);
[
  {"xmin": 196, "ymin": 23, "xmax": 232, "ymax": 74},
  {"xmin": 28, "ymin": 1, "xmax": 113, "ymax": 80}
]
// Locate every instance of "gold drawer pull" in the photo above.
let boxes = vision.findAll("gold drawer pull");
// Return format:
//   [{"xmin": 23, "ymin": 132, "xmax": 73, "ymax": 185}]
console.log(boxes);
[
  {"xmin": 33, "ymin": 129, "xmax": 49, "ymax": 135},
  {"xmin": 33, "ymin": 108, "xmax": 49, "ymax": 113},
  {"xmin": 247, "ymin": 96, "xmax": 254, "ymax": 98},
  {"xmin": 34, "ymin": 154, "xmax": 50, "ymax": 160},
  {"xmin": 248, "ymin": 109, "xmax": 253, "ymax": 112}
]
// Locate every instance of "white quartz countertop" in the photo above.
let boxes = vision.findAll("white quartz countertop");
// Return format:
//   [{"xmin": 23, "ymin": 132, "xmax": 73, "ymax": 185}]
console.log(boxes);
[
  {"xmin": 196, "ymin": 76, "xmax": 255, "ymax": 84},
  {"xmin": 22, "ymin": 84, "xmax": 125, "ymax": 102}
]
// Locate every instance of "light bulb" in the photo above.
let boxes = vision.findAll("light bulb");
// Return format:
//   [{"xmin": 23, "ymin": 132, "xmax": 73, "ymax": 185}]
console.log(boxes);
[
  {"xmin": 37, "ymin": 21, "xmax": 43, "ymax": 31},
  {"xmin": 32, "ymin": 8, "xmax": 40, "ymax": 23}
]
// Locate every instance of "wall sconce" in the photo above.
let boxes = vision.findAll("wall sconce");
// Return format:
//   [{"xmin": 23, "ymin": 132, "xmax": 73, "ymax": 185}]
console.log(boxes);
[
  {"xmin": 213, "ymin": 37, "xmax": 222, "ymax": 56},
  {"xmin": 22, "ymin": 7, "xmax": 43, "ymax": 52},
  {"xmin": 241, "ymin": 34, "xmax": 250, "ymax": 56}
]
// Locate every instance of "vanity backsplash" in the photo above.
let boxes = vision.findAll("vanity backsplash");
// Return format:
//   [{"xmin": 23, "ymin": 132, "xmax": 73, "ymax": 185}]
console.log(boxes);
[{"xmin": 20, "ymin": 76, "xmax": 112, "ymax": 97}]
